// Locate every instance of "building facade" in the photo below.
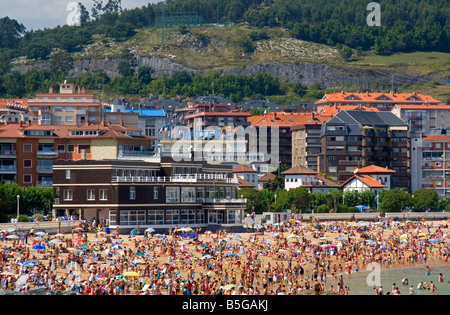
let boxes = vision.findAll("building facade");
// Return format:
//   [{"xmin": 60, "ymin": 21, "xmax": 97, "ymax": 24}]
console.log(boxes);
[
  {"xmin": 0, "ymin": 122, "xmax": 154, "ymax": 186},
  {"xmin": 318, "ymin": 110, "xmax": 410, "ymax": 190},
  {"xmin": 28, "ymin": 83, "xmax": 103, "ymax": 126},
  {"xmin": 52, "ymin": 158, "xmax": 246, "ymax": 231}
]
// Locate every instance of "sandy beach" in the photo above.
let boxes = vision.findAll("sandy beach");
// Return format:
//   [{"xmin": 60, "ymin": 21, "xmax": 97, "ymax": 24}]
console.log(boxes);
[{"xmin": 1, "ymin": 218, "xmax": 449, "ymax": 295}]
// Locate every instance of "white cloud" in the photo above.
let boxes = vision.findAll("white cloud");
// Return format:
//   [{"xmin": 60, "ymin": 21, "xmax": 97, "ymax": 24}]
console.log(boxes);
[{"xmin": 0, "ymin": 0, "xmax": 160, "ymax": 30}]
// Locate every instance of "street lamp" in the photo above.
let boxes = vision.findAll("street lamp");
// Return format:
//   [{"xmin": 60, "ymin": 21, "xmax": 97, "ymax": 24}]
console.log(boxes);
[{"xmin": 16, "ymin": 194, "xmax": 20, "ymax": 220}]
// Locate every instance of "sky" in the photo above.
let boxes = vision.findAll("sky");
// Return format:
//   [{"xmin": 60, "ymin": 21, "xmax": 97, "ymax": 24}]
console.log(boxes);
[{"xmin": 0, "ymin": 0, "xmax": 161, "ymax": 31}]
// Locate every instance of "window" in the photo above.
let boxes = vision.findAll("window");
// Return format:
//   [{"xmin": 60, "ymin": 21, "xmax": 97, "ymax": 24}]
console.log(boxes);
[
  {"xmin": 78, "ymin": 144, "xmax": 91, "ymax": 154},
  {"xmin": 153, "ymin": 187, "xmax": 158, "ymax": 200},
  {"xmin": 181, "ymin": 209, "xmax": 196, "ymax": 224},
  {"xmin": 65, "ymin": 116, "xmax": 74, "ymax": 122},
  {"xmin": 129, "ymin": 187, "xmax": 136, "ymax": 200},
  {"xmin": 166, "ymin": 210, "xmax": 179, "ymax": 224},
  {"xmin": 99, "ymin": 189, "xmax": 108, "ymax": 201},
  {"xmin": 87, "ymin": 189, "xmax": 95, "ymax": 201},
  {"xmin": 65, "ymin": 107, "xmax": 73, "ymax": 112},
  {"xmin": 119, "ymin": 210, "xmax": 145, "ymax": 226},
  {"xmin": 147, "ymin": 210, "xmax": 164, "ymax": 225},
  {"xmin": 23, "ymin": 174, "xmax": 32, "ymax": 184},
  {"xmin": 23, "ymin": 159, "xmax": 32, "ymax": 168},
  {"xmin": 65, "ymin": 170, "xmax": 71, "ymax": 179},
  {"xmin": 57, "ymin": 145, "xmax": 65, "ymax": 153},
  {"xmin": 166, "ymin": 187, "xmax": 180, "ymax": 203},
  {"xmin": 64, "ymin": 190, "xmax": 73, "ymax": 201},
  {"xmin": 328, "ymin": 166, "xmax": 338, "ymax": 173},
  {"xmin": 67, "ymin": 145, "xmax": 75, "ymax": 153},
  {"xmin": 23, "ymin": 144, "xmax": 32, "ymax": 152},
  {"xmin": 197, "ymin": 211, "xmax": 205, "ymax": 224},
  {"xmin": 181, "ymin": 187, "xmax": 196, "ymax": 203},
  {"xmin": 54, "ymin": 116, "xmax": 62, "ymax": 122}
]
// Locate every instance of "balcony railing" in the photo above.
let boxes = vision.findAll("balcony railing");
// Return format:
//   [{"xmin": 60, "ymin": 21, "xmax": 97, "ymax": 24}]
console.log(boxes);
[
  {"xmin": 0, "ymin": 165, "xmax": 16, "ymax": 173},
  {"xmin": 36, "ymin": 165, "xmax": 53, "ymax": 172},
  {"xmin": 112, "ymin": 174, "xmax": 239, "ymax": 184},
  {"xmin": 37, "ymin": 150, "xmax": 58, "ymax": 157},
  {"xmin": 37, "ymin": 180, "xmax": 53, "ymax": 187},
  {"xmin": 118, "ymin": 150, "xmax": 152, "ymax": 157},
  {"xmin": 0, "ymin": 150, "xmax": 16, "ymax": 156}
]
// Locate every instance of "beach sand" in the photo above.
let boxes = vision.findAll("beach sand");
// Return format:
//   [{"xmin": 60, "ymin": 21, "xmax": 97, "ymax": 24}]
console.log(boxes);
[{"xmin": 3, "ymin": 219, "xmax": 449, "ymax": 294}]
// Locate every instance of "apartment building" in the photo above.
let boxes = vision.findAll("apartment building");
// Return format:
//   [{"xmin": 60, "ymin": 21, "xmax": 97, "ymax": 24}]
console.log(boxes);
[
  {"xmin": 391, "ymin": 104, "xmax": 450, "ymax": 137},
  {"xmin": 28, "ymin": 83, "xmax": 103, "ymax": 125},
  {"xmin": 411, "ymin": 135, "xmax": 450, "ymax": 198},
  {"xmin": 248, "ymin": 112, "xmax": 332, "ymax": 167},
  {"xmin": 318, "ymin": 110, "xmax": 410, "ymax": 190},
  {"xmin": 0, "ymin": 122, "xmax": 154, "ymax": 187},
  {"xmin": 316, "ymin": 91, "xmax": 442, "ymax": 110},
  {"xmin": 52, "ymin": 158, "xmax": 245, "ymax": 231}
]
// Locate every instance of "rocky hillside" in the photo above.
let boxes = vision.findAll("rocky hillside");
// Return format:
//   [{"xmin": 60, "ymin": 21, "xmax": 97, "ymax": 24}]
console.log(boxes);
[{"xmin": 10, "ymin": 26, "xmax": 450, "ymax": 93}]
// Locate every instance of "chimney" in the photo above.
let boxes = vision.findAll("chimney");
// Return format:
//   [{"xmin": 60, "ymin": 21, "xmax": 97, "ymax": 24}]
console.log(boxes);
[
  {"xmin": 311, "ymin": 112, "xmax": 315, "ymax": 121},
  {"xmin": 49, "ymin": 86, "xmax": 53, "ymax": 94},
  {"xmin": 78, "ymin": 86, "xmax": 81, "ymax": 94},
  {"xmin": 81, "ymin": 87, "xmax": 86, "ymax": 94},
  {"xmin": 101, "ymin": 120, "xmax": 105, "ymax": 127}
]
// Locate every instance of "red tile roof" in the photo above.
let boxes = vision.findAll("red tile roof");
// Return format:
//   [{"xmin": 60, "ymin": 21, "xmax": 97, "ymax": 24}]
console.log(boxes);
[
  {"xmin": 233, "ymin": 165, "xmax": 257, "ymax": 173},
  {"xmin": 354, "ymin": 165, "xmax": 395, "ymax": 174},
  {"xmin": 316, "ymin": 92, "xmax": 442, "ymax": 105},
  {"xmin": 282, "ymin": 166, "xmax": 317, "ymax": 175},
  {"xmin": 247, "ymin": 112, "xmax": 332, "ymax": 127},
  {"xmin": 258, "ymin": 173, "xmax": 276, "ymax": 182},
  {"xmin": 237, "ymin": 176, "xmax": 255, "ymax": 188},
  {"xmin": 342, "ymin": 175, "xmax": 387, "ymax": 189}
]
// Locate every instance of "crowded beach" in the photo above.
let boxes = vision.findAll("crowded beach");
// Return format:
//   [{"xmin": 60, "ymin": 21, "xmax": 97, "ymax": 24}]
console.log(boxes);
[{"xmin": 0, "ymin": 217, "xmax": 449, "ymax": 295}]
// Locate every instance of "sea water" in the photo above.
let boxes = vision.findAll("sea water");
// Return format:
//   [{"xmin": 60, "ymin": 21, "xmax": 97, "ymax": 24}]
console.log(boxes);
[{"xmin": 328, "ymin": 264, "xmax": 450, "ymax": 295}]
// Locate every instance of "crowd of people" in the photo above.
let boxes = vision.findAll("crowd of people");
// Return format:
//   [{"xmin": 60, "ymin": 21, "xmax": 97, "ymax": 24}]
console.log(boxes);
[{"xmin": 0, "ymin": 217, "xmax": 448, "ymax": 295}]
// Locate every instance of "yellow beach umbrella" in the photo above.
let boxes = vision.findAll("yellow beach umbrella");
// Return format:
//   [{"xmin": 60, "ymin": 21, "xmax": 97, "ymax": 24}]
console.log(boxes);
[
  {"xmin": 418, "ymin": 232, "xmax": 427, "ymax": 237},
  {"xmin": 122, "ymin": 271, "xmax": 140, "ymax": 277}
]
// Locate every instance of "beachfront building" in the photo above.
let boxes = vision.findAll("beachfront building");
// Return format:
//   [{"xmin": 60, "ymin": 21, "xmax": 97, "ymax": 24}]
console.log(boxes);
[
  {"xmin": 410, "ymin": 134, "xmax": 450, "ymax": 198},
  {"xmin": 0, "ymin": 122, "xmax": 154, "ymax": 186},
  {"xmin": 318, "ymin": 110, "xmax": 410, "ymax": 191},
  {"xmin": 52, "ymin": 157, "xmax": 246, "ymax": 231},
  {"xmin": 341, "ymin": 165, "xmax": 395, "ymax": 195},
  {"xmin": 28, "ymin": 83, "xmax": 103, "ymax": 126},
  {"xmin": 232, "ymin": 165, "xmax": 258, "ymax": 189},
  {"xmin": 282, "ymin": 165, "xmax": 340, "ymax": 194}
]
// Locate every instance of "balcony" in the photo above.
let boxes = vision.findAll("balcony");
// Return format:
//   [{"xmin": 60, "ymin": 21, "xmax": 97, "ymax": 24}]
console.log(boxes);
[
  {"xmin": 0, "ymin": 165, "xmax": 16, "ymax": 174},
  {"xmin": 118, "ymin": 150, "xmax": 152, "ymax": 157},
  {"xmin": 36, "ymin": 165, "xmax": 53, "ymax": 173},
  {"xmin": 112, "ymin": 174, "xmax": 239, "ymax": 184},
  {"xmin": 37, "ymin": 180, "xmax": 53, "ymax": 187},
  {"xmin": 0, "ymin": 150, "xmax": 16, "ymax": 157},
  {"xmin": 37, "ymin": 150, "xmax": 58, "ymax": 158}
]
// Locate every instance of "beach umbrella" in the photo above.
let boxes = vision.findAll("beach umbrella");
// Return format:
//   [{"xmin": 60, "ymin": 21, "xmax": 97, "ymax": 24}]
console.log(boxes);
[
  {"xmin": 111, "ymin": 244, "xmax": 122, "ymax": 249},
  {"xmin": 418, "ymin": 232, "xmax": 427, "ymax": 237},
  {"xmin": 73, "ymin": 238, "xmax": 83, "ymax": 243},
  {"xmin": 428, "ymin": 239, "xmax": 439, "ymax": 242},
  {"xmin": 314, "ymin": 225, "xmax": 323, "ymax": 230},
  {"xmin": 205, "ymin": 231, "xmax": 213, "ymax": 235},
  {"xmin": 337, "ymin": 237, "xmax": 347, "ymax": 241},
  {"xmin": 35, "ymin": 232, "xmax": 47, "ymax": 236},
  {"xmin": 49, "ymin": 239, "xmax": 63, "ymax": 244},
  {"xmin": 145, "ymin": 228, "xmax": 155, "ymax": 233},
  {"xmin": 231, "ymin": 234, "xmax": 242, "ymax": 239},
  {"xmin": 54, "ymin": 233, "xmax": 65, "ymax": 237},
  {"xmin": 23, "ymin": 261, "xmax": 36, "ymax": 268},
  {"xmin": 122, "ymin": 271, "xmax": 140, "ymax": 277},
  {"xmin": 34, "ymin": 237, "xmax": 45, "ymax": 241},
  {"xmin": 400, "ymin": 234, "xmax": 408, "ymax": 239},
  {"xmin": 200, "ymin": 254, "xmax": 213, "ymax": 260},
  {"xmin": 222, "ymin": 284, "xmax": 235, "ymax": 291},
  {"xmin": 7, "ymin": 228, "xmax": 16, "ymax": 233},
  {"xmin": 6, "ymin": 234, "xmax": 19, "ymax": 239},
  {"xmin": 90, "ymin": 238, "xmax": 104, "ymax": 243},
  {"xmin": 32, "ymin": 245, "xmax": 45, "ymax": 250}
]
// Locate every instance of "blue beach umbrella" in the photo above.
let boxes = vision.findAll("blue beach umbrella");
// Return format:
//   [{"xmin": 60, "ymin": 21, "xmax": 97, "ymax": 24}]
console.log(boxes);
[{"xmin": 32, "ymin": 245, "xmax": 45, "ymax": 250}]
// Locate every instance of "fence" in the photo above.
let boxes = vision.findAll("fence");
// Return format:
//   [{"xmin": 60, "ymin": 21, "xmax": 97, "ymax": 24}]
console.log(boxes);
[{"xmin": 0, "ymin": 220, "xmax": 82, "ymax": 234}]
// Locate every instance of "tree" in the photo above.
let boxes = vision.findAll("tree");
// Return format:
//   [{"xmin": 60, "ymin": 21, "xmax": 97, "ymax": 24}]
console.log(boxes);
[
  {"xmin": 137, "ymin": 66, "xmax": 153, "ymax": 85},
  {"xmin": 379, "ymin": 189, "xmax": 413, "ymax": 213},
  {"xmin": 325, "ymin": 189, "xmax": 343, "ymax": 213},
  {"xmin": 50, "ymin": 51, "xmax": 74, "ymax": 76},
  {"xmin": 412, "ymin": 188, "xmax": 439, "ymax": 212},
  {"xmin": 288, "ymin": 187, "xmax": 311, "ymax": 213},
  {"xmin": 0, "ymin": 17, "xmax": 26, "ymax": 49},
  {"xmin": 263, "ymin": 175, "xmax": 284, "ymax": 191},
  {"xmin": 238, "ymin": 188, "xmax": 261, "ymax": 213}
]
